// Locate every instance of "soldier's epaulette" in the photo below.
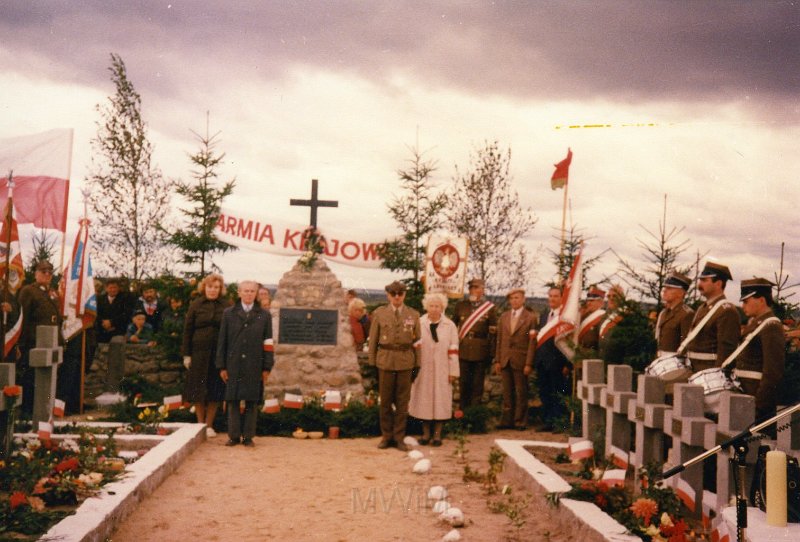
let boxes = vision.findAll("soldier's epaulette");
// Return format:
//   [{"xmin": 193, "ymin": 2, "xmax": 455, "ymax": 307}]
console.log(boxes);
[{"xmin": 720, "ymin": 302, "xmax": 736, "ymax": 310}]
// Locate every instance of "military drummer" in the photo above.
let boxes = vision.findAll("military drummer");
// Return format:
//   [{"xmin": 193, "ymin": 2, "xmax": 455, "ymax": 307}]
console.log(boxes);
[
  {"xmin": 655, "ymin": 271, "xmax": 695, "ymax": 356},
  {"xmin": 368, "ymin": 281, "xmax": 421, "ymax": 451}
]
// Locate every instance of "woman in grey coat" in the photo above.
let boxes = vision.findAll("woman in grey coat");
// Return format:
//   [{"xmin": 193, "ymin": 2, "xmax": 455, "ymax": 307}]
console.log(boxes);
[{"xmin": 216, "ymin": 280, "xmax": 274, "ymax": 446}]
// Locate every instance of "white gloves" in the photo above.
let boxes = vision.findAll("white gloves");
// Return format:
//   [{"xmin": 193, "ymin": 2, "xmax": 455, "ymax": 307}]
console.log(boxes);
[{"xmin": 183, "ymin": 356, "xmax": 192, "ymax": 369}]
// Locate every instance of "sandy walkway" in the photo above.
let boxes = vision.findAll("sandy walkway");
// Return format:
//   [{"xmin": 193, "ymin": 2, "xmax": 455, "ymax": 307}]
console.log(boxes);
[{"xmin": 108, "ymin": 429, "xmax": 574, "ymax": 542}]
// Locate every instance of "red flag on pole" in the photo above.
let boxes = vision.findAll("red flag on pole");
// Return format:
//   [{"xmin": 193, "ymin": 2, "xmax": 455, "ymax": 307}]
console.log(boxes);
[
  {"xmin": 62, "ymin": 218, "xmax": 97, "ymax": 340},
  {"xmin": 0, "ymin": 129, "xmax": 72, "ymax": 231},
  {"xmin": 550, "ymin": 148, "xmax": 572, "ymax": 190},
  {"xmin": 0, "ymin": 198, "xmax": 24, "ymax": 295}
]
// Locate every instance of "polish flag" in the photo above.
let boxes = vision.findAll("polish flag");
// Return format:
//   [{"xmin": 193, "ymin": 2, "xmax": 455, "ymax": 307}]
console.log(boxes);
[
  {"xmin": 163, "ymin": 394, "xmax": 182, "ymax": 411},
  {"xmin": 53, "ymin": 398, "xmax": 65, "ymax": 417},
  {"xmin": 262, "ymin": 338, "xmax": 274, "ymax": 352},
  {"xmin": 0, "ymin": 129, "xmax": 72, "ymax": 231},
  {"xmin": 262, "ymin": 398, "xmax": 280, "ymax": 414},
  {"xmin": 62, "ymin": 217, "xmax": 97, "ymax": 340},
  {"xmin": 324, "ymin": 390, "xmax": 342, "ymax": 411},
  {"xmin": 283, "ymin": 392, "xmax": 304, "ymax": 409},
  {"xmin": 550, "ymin": 148, "xmax": 572, "ymax": 190},
  {"xmin": 568, "ymin": 439, "xmax": 595, "ymax": 461},
  {"xmin": 608, "ymin": 445, "xmax": 629, "ymax": 470},
  {"xmin": 675, "ymin": 477, "xmax": 696, "ymax": 512},
  {"xmin": 537, "ymin": 244, "xmax": 584, "ymax": 360},
  {"xmin": 38, "ymin": 421, "xmax": 53, "ymax": 440},
  {"xmin": 601, "ymin": 469, "xmax": 626, "ymax": 487}
]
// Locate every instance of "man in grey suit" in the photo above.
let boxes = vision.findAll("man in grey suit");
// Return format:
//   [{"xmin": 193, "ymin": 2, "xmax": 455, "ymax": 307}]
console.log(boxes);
[{"xmin": 216, "ymin": 280, "xmax": 274, "ymax": 447}]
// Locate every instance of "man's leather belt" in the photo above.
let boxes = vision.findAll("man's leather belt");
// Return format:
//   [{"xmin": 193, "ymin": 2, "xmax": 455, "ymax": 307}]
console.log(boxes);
[{"xmin": 379, "ymin": 344, "xmax": 413, "ymax": 351}]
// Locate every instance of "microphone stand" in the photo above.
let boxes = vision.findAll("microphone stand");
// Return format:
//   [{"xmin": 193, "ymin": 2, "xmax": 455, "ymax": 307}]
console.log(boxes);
[{"xmin": 661, "ymin": 402, "xmax": 800, "ymax": 542}]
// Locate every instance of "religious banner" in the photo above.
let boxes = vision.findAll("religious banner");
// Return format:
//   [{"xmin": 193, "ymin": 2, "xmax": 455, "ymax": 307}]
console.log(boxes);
[
  {"xmin": 423, "ymin": 233, "xmax": 468, "ymax": 298},
  {"xmin": 215, "ymin": 206, "xmax": 385, "ymax": 269}
]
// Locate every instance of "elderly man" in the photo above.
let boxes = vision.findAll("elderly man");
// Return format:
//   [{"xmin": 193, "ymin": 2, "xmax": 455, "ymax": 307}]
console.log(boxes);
[
  {"xmin": 578, "ymin": 286, "xmax": 606, "ymax": 352},
  {"xmin": 18, "ymin": 260, "xmax": 62, "ymax": 414},
  {"xmin": 452, "ymin": 278, "xmax": 497, "ymax": 409},
  {"xmin": 495, "ymin": 288, "xmax": 536, "ymax": 430},
  {"xmin": 216, "ymin": 280, "xmax": 274, "ymax": 447},
  {"xmin": 686, "ymin": 262, "xmax": 741, "ymax": 373},
  {"xmin": 735, "ymin": 278, "xmax": 785, "ymax": 424},
  {"xmin": 655, "ymin": 272, "xmax": 695, "ymax": 356},
  {"xmin": 368, "ymin": 280, "xmax": 421, "ymax": 451}
]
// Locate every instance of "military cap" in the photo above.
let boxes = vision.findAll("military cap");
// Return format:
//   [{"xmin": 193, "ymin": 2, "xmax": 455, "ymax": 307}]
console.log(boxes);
[
  {"xmin": 586, "ymin": 286, "xmax": 606, "ymax": 300},
  {"xmin": 385, "ymin": 281, "xmax": 407, "ymax": 295},
  {"xmin": 506, "ymin": 288, "xmax": 525, "ymax": 299},
  {"xmin": 467, "ymin": 278, "xmax": 485, "ymax": 288},
  {"xmin": 35, "ymin": 260, "xmax": 54, "ymax": 272},
  {"xmin": 699, "ymin": 261, "xmax": 732, "ymax": 282},
  {"xmin": 664, "ymin": 272, "xmax": 692, "ymax": 290},
  {"xmin": 740, "ymin": 278, "xmax": 774, "ymax": 301}
]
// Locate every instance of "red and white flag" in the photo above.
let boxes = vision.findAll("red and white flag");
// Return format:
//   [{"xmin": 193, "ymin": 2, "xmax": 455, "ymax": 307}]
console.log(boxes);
[
  {"xmin": 38, "ymin": 421, "xmax": 53, "ymax": 440},
  {"xmin": 711, "ymin": 517, "xmax": 730, "ymax": 542},
  {"xmin": 568, "ymin": 438, "xmax": 595, "ymax": 461},
  {"xmin": 608, "ymin": 445, "xmax": 629, "ymax": 470},
  {"xmin": 324, "ymin": 390, "xmax": 342, "ymax": 411},
  {"xmin": 262, "ymin": 398, "xmax": 280, "ymax": 414},
  {"xmin": 0, "ymin": 129, "xmax": 72, "ymax": 231},
  {"xmin": 538, "ymin": 243, "xmax": 584, "ymax": 360},
  {"xmin": 601, "ymin": 468, "xmax": 626, "ymax": 487},
  {"xmin": 0, "ymin": 197, "xmax": 24, "ymax": 294},
  {"xmin": 53, "ymin": 398, "xmax": 65, "ymax": 418},
  {"xmin": 283, "ymin": 392, "xmax": 304, "ymax": 409},
  {"xmin": 675, "ymin": 477, "xmax": 696, "ymax": 512},
  {"xmin": 163, "ymin": 394, "xmax": 182, "ymax": 411},
  {"xmin": 550, "ymin": 148, "xmax": 572, "ymax": 190},
  {"xmin": 62, "ymin": 218, "xmax": 97, "ymax": 340},
  {"xmin": 262, "ymin": 338, "xmax": 274, "ymax": 352}
]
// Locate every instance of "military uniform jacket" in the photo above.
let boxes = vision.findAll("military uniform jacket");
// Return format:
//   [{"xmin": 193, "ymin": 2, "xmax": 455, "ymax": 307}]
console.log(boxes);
[
  {"xmin": 495, "ymin": 308, "xmax": 536, "ymax": 370},
  {"xmin": 18, "ymin": 283, "xmax": 63, "ymax": 350},
  {"xmin": 578, "ymin": 309, "xmax": 604, "ymax": 351},
  {"xmin": 686, "ymin": 294, "xmax": 741, "ymax": 372},
  {"xmin": 215, "ymin": 303, "xmax": 274, "ymax": 401},
  {"xmin": 734, "ymin": 309, "xmax": 785, "ymax": 415},
  {"xmin": 656, "ymin": 303, "xmax": 695, "ymax": 354},
  {"xmin": 452, "ymin": 298, "xmax": 497, "ymax": 362},
  {"xmin": 368, "ymin": 304, "xmax": 421, "ymax": 370}
]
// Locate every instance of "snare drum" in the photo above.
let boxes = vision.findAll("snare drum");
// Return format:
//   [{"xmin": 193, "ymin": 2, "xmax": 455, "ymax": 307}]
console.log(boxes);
[
  {"xmin": 687, "ymin": 368, "xmax": 742, "ymax": 414},
  {"xmin": 644, "ymin": 354, "xmax": 692, "ymax": 383}
]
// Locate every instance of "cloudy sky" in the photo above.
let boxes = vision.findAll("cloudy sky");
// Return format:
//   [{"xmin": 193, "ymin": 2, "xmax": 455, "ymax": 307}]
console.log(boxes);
[{"xmin": 1, "ymin": 1, "xmax": 798, "ymax": 298}]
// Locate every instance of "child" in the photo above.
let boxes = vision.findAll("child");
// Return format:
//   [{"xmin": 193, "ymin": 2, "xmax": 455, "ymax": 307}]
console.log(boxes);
[{"xmin": 126, "ymin": 309, "xmax": 157, "ymax": 346}]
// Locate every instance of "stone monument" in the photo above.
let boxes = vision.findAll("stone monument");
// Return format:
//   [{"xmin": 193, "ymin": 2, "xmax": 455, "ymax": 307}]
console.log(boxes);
[{"xmin": 264, "ymin": 179, "xmax": 363, "ymax": 398}]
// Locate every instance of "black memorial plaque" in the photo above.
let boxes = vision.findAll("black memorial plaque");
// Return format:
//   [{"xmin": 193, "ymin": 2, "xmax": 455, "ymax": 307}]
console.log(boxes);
[{"xmin": 279, "ymin": 308, "xmax": 338, "ymax": 345}]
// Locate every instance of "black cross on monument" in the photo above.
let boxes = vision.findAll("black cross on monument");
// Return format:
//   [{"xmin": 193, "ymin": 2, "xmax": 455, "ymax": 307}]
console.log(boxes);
[{"xmin": 290, "ymin": 178, "xmax": 338, "ymax": 228}]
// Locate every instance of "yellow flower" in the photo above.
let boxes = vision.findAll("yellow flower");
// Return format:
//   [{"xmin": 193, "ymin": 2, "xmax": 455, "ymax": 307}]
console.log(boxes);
[{"xmin": 137, "ymin": 412, "xmax": 145, "ymax": 421}]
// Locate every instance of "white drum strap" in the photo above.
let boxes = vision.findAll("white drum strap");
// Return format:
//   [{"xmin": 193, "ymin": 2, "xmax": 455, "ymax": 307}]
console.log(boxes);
[
  {"xmin": 675, "ymin": 301, "xmax": 725, "ymax": 356},
  {"xmin": 720, "ymin": 317, "xmax": 781, "ymax": 370}
]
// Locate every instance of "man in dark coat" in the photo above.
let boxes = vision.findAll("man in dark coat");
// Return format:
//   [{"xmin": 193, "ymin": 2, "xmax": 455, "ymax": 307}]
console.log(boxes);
[
  {"xmin": 18, "ymin": 260, "xmax": 62, "ymax": 414},
  {"xmin": 216, "ymin": 280, "xmax": 274, "ymax": 447},
  {"xmin": 96, "ymin": 277, "xmax": 133, "ymax": 343},
  {"xmin": 534, "ymin": 286, "xmax": 572, "ymax": 432},
  {"xmin": 133, "ymin": 283, "xmax": 167, "ymax": 333}
]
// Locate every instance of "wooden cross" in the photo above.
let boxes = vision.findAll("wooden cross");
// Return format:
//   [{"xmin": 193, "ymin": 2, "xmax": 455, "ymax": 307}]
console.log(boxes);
[{"xmin": 290, "ymin": 179, "xmax": 338, "ymax": 229}]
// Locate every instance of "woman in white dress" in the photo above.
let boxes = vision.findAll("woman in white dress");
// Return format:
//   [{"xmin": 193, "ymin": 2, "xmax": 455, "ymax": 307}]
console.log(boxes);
[{"xmin": 409, "ymin": 293, "xmax": 460, "ymax": 446}]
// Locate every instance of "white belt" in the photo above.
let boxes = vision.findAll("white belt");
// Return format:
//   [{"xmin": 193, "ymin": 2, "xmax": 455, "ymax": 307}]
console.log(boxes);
[
  {"xmin": 734, "ymin": 369, "xmax": 762, "ymax": 380},
  {"xmin": 687, "ymin": 351, "xmax": 717, "ymax": 361},
  {"xmin": 657, "ymin": 350, "xmax": 678, "ymax": 358}
]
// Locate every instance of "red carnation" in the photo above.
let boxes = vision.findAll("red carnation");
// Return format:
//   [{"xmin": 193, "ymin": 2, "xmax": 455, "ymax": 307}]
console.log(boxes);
[
  {"xmin": 9, "ymin": 491, "xmax": 28, "ymax": 510},
  {"xmin": 55, "ymin": 457, "xmax": 80, "ymax": 473},
  {"xmin": 2, "ymin": 385, "xmax": 22, "ymax": 397},
  {"xmin": 453, "ymin": 410, "xmax": 464, "ymax": 419}
]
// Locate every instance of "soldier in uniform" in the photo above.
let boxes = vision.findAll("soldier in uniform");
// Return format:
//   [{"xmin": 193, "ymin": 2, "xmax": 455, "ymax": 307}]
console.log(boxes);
[
  {"xmin": 577, "ymin": 286, "xmax": 606, "ymax": 352},
  {"xmin": 368, "ymin": 281, "xmax": 421, "ymax": 451},
  {"xmin": 18, "ymin": 260, "xmax": 63, "ymax": 414},
  {"xmin": 598, "ymin": 284, "xmax": 625, "ymax": 360},
  {"xmin": 655, "ymin": 272, "xmax": 695, "ymax": 356},
  {"xmin": 452, "ymin": 278, "xmax": 497, "ymax": 410},
  {"xmin": 686, "ymin": 262, "xmax": 741, "ymax": 373},
  {"xmin": 735, "ymin": 278, "xmax": 785, "ymax": 424}
]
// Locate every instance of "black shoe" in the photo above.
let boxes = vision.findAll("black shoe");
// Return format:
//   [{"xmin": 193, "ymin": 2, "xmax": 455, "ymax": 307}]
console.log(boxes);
[
  {"xmin": 377, "ymin": 440, "xmax": 391, "ymax": 449},
  {"xmin": 515, "ymin": 425, "xmax": 527, "ymax": 431},
  {"xmin": 242, "ymin": 438, "xmax": 255, "ymax": 447},
  {"xmin": 431, "ymin": 439, "xmax": 443, "ymax": 447},
  {"xmin": 225, "ymin": 438, "xmax": 240, "ymax": 446},
  {"xmin": 396, "ymin": 442, "xmax": 408, "ymax": 452},
  {"xmin": 419, "ymin": 438, "xmax": 430, "ymax": 445}
]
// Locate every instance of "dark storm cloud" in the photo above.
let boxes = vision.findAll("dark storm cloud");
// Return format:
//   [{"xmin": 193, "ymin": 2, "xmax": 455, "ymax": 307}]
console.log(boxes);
[{"xmin": 2, "ymin": 1, "xmax": 798, "ymax": 108}]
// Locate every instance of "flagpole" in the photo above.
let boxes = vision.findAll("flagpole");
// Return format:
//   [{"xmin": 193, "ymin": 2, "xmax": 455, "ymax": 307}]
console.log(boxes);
[
  {"xmin": 78, "ymin": 191, "xmax": 89, "ymax": 415},
  {"xmin": 0, "ymin": 172, "xmax": 12, "ymax": 364},
  {"xmin": 559, "ymin": 181, "xmax": 569, "ymax": 283}
]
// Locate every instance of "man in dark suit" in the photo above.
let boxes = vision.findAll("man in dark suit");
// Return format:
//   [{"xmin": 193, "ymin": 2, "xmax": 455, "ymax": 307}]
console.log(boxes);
[
  {"xmin": 96, "ymin": 277, "xmax": 133, "ymax": 343},
  {"xmin": 534, "ymin": 286, "xmax": 571, "ymax": 432},
  {"xmin": 494, "ymin": 288, "xmax": 536, "ymax": 430},
  {"xmin": 216, "ymin": 280, "xmax": 274, "ymax": 447},
  {"xmin": 133, "ymin": 283, "xmax": 167, "ymax": 333}
]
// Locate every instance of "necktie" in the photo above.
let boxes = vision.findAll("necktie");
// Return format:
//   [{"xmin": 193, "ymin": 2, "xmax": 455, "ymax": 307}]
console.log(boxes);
[{"xmin": 510, "ymin": 310, "xmax": 519, "ymax": 333}]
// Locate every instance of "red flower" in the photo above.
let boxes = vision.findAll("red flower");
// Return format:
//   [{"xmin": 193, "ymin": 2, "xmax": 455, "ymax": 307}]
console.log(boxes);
[
  {"xmin": 55, "ymin": 457, "xmax": 80, "ymax": 473},
  {"xmin": 594, "ymin": 493, "xmax": 608, "ymax": 509},
  {"xmin": 9, "ymin": 491, "xmax": 27, "ymax": 510},
  {"xmin": 2, "ymin": 385, "xmax": 22, "ymax": 397},
  {"xmin": 454, "ymin": 410, "xmax": 464, "ymax": 419}
]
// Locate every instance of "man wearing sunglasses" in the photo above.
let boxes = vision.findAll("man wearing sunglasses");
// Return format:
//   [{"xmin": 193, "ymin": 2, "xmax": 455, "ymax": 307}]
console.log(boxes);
[{"xmin": 368, "ymin": 281, "xmax": 421, "ymax": 451}]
